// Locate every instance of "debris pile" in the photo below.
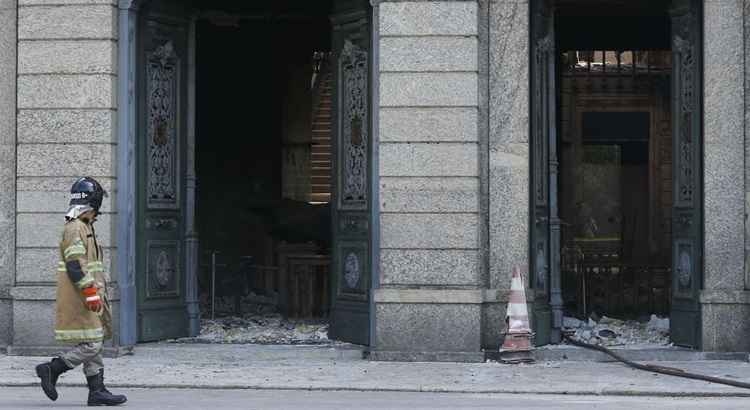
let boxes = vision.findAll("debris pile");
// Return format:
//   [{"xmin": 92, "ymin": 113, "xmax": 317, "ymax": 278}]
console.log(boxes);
[
  {"xmin": 169, "ymin": 313, "xmax": 332, "ymax": 345},
  {"xmin": 563, "ymin": 314, "xmax": 671, "ymax": 347},
  {"xmin": 200, "ymin": 293, "xmax": 278, "ymax": 317}
]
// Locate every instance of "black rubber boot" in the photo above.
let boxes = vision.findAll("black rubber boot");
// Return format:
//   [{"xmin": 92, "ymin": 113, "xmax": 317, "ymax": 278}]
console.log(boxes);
[
  {"xmin": 35, "ymin": 357, "xmax": 71, "ymax": 401},
  {"xmin": 86, "ymin": 369, "xmax": 127, "ymax": 406}
]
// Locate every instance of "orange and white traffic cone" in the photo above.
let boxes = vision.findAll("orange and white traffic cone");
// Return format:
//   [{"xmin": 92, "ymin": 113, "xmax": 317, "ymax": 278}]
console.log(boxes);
[{"xmin": 500, "ymin": 266, "xmax": 534, "ymax": 364}]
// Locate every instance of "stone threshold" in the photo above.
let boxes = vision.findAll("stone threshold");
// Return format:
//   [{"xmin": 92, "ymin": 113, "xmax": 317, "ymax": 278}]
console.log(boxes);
[
  {"xmin": 369, "ymin": 350, "xmax": 485, "ymax": 363},
  {"xmin": 485, "ymin": 347, "xmax": 749, "ymax": 362}
]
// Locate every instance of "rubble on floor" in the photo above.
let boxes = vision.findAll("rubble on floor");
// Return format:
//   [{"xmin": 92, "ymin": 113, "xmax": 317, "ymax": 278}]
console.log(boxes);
[
  {"xmin": 563, "ymin": 314, "xmax": 671, "ymax": 347},
  {"xmin": 169, "ymin": 313, "xmax": 333, "ymax": 345},
  {"xmin": 200, "ymin": 293, "xmax": 278, "ymax": 317}
]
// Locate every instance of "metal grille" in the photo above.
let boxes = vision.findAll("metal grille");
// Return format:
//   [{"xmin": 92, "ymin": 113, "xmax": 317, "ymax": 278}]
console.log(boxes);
[
  {"xmin": 562, "ymin": 50, "xmax": 672, "ymax": 76},
  {"xmin": 563, "ymin": 242, "xmax": 671, "ymax": 319}
]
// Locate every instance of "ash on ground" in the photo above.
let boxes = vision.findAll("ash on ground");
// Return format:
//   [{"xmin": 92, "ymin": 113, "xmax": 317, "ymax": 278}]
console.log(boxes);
[
  {"xmin": 169, "ymin": 313, "xmax": 333, "ymax": 345},
  {"xmin": 563, "ymin": 314, "xmax": 671, "ymax": 347}
]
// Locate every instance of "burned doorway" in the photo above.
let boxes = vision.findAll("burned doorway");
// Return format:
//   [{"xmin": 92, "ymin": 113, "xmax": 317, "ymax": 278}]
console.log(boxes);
[
  {"xmin": 529, "ymin": 0, "xmax": 703, "ymax": 348},
  {"xmin": 134, "ymin": 0, "xmax": 374, "ymax": 345},
  {"xmin": 194, "ymin": 5, "xmax": 334, "ymax": 344}
]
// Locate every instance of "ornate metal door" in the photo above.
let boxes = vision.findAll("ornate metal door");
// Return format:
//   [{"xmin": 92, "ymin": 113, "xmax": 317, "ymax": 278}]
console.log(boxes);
[
  {"xmin": 530, "ymin": 0, "xmax": 561, "ymax": 345},
  {"xmin": 328, "ymin": 0, "xmax": 372, "ymax": 345},
  {"xmin": 669, "ymin": 0, "xmax": 702, "ymax": 348},
  {"xmin": 135, "ymin": 2, "xmax": 190, "ymax": 342}
]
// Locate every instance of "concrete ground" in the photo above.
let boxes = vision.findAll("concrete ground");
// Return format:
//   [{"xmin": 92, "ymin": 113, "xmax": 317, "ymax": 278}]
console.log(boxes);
[
  {"xmin": 1, "ymin": 343, "xmax": 750, "ymax": 397},
  {"xmin": 3, "ymin": 388, "xmax": 750, "ymax": 410}
]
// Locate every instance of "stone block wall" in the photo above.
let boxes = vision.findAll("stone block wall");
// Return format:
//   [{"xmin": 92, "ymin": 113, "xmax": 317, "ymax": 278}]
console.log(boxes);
[
  {"xmin": 372, "ymin": 0, "xmax": 750, "ymax": 356},
  {"xmin": 0, "ymin": 0, "xmax": 17, "ymax": 349},
  {"xmin": 374, "ymin": 1, "xmax": 484, "ymax": 361},
  {"xmin": 484, "ymin": 0, "xmax": 529, "ymax": 349},
  {"xmin": 2, "ymin": 0, "xmax": 747, "ymax": 358},
  {"xmin": 703, "ymin": 0, "xmax": 750, "ymax": 352},
  {"xmin": 746, "ymin": 0, "xmax": 750, "ymax": 295},
  {"xmin": 10, "ymin": 0, "xmax": 119, "ymax": 353}
]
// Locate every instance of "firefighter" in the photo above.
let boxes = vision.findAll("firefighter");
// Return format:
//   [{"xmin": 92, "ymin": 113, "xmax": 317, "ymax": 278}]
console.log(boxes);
[{"xmin": 35, "ymin": 177, "xmax": 127, "ymax": 406}]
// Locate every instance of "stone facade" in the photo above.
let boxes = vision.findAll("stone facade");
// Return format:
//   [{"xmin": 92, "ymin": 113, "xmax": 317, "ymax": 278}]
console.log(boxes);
[
  {"xmin": 702, "ymin": 0, "xmax": 750, "ymax": 353},
  {"xmin": 0, "ymin": 0, "xmax": 17, "ymax": 349},
  {"xmin": 372, "ymin": 0, "xmax": 750, "ymax": 358},
  {"xmin": 485, "ymin": 0, "xmax": 529, "ymax": 349},
  {"xmin": 373, "ymin": 1, "xmax": 484, "ymax": 362},
  {"xmin": 1, "ymin": 0, "xmax": 750, "ymax": 359},
  {"xmin": 372, "ymin": 0, "xmax": 534, "ymax": 358},
  {"xmin": 8, "ymin": 0, "xmax": 119, "ymax": 354}
]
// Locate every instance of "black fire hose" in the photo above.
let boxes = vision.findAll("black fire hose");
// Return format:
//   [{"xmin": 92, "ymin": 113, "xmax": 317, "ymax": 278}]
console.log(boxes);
[{"xmin": 563, "ymin": 334, "xmax": 750, "ymax": 390}]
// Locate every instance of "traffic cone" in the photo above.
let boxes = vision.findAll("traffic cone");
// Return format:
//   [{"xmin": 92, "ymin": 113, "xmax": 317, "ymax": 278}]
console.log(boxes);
[{"xmin": 499, "ymin": 266, "xmax": 534, "ymax": 364}]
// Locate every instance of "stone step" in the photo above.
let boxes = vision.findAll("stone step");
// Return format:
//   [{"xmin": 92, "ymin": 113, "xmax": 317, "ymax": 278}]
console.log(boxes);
[{"xmin": 484, "ymin": 346, "xmax": 750, "ymax": 362}]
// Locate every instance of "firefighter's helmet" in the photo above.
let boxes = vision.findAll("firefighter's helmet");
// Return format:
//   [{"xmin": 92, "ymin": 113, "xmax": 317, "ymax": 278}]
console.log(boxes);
[{"xmin": 69, "ymin": 177, "xmax": 108, "ymax": 213}]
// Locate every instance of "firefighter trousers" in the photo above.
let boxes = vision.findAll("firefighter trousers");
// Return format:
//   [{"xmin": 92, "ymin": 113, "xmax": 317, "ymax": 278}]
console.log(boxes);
[{"xmin": 60, "ymin": 342, "xmax": 103, "ymax": 377}]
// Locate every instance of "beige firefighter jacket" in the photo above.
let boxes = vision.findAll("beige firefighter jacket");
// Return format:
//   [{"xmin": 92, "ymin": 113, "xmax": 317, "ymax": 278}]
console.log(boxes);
[{"xmin": 54, "ymin": 218, "xmax": 112, "ymax": 344}]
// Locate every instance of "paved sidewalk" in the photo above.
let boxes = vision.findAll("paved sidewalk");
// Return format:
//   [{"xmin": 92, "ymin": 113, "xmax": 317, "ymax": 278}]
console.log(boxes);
[
  {"xmin": 6, "ymin": 388, "xmax": 750, "ymax": 409},
  {"xmin": 2, "ymin": 343, "xmax": 750, "ymax": 397}
]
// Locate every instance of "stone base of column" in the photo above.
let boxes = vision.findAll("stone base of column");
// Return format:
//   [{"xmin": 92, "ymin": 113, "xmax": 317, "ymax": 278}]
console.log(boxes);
[
  {"xmin": 700, "ymin": 290, "xmax": 750, "ymax": 352},
  {"xmin": 373, "ymin": 289, "xmax": 483, "ymax": 362},
  {"xmin": 369, "ymin": 350, "xmax": 484, "ymax": 363}
]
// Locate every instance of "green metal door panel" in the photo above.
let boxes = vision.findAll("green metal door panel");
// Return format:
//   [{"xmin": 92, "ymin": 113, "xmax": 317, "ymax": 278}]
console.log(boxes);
[
  {"xmin": 328, "ymin": 1, "xmax": 372, "ymax": 346},
  {"xmin": 669, "ymin": 0, "xmax": 703, "ymax": 349},
  {"xmin": 530, "ymin": 0, "xmax": 556, "ymax": 346},
  {"xmin": 136, "ymin": 3, "xmax": 190, "ymax": 342}
]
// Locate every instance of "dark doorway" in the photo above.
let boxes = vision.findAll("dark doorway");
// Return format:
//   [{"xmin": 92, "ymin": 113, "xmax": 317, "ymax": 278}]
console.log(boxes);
[
  {"xmin": 135, "ymin": 0, "xmax": 374, "ymax": 345},
  {"xmin": 557, "ymin": 48, "xmax": 674, "ymax": 347},
  {"xmin": 194, "ymin": 4, "xmax": 335, "ymax": 341},
  {"xmin": 530, "ymin": 0, "xmax": 703, "ymax": 348}
]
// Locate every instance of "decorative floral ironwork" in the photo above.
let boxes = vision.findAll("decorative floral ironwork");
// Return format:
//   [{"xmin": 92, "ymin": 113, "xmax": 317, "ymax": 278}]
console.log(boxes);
[
  {"xmin": 344, "ymin": 252, "xmax": 360, "ymax": 289},
  {"xmin": 147, "ymin": 41, "xmax": 179, "ymax": 209},
  {"xmin": 677, "ymin": 246, "xmax": 692, "ymax": 290},
  {"xmin": 674, "ymin": 213, "xmax": 693, "ymax": 228},
  {"xmin": 145, "ymin": 217, "xmax": 178, "ymax": 231},
  {"xmin": 536, "ymin": 244, "xmax": 547, "ymax": 292},
  {"xmin": 146, "ymin": 241, "xmax": 180, "ymax": 298},
  {"xmin": 532, "ymin": 34, "xmax": 552, "ymax": 297},
  {"xmin": 155, "ymin": 250, "xmax": 173, "ymax": 288},
  {"xmin": 339, "ymin": 40, "xmax": 368, "ymax": 208},
  {"xmin": 673, "ymin": 19, "xmax": 696, "ymax": 207},
  {"xmin": 339, "ymin": 215, "xmax": 368, "ymax": 234},
  {"xmin": 533, "ymin": 35, "xmax": 552, "ymax": 205}
]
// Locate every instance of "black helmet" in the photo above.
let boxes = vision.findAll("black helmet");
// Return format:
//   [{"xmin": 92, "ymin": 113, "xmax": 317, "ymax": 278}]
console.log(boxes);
[{"xmin": 70, "ymin": 177, "xmax": 108, "ymax": 213}]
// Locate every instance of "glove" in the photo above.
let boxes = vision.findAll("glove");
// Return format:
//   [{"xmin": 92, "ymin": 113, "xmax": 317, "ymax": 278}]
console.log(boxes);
[{"xmin": 81, "ymin": 286, "xmax": 102, "ymax": 313}]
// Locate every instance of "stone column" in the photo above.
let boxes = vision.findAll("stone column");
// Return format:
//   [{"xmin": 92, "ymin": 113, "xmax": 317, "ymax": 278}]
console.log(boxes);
[
  {"xmin": 702, "ymin": 0, "xmax": 750, "ymax": 352},
  {"xmin": 485, "ymin": 0, "xmax": 529, "ymax": 349},
  {"xmin": 373, "ymin": 1, "xmax": 484, "ymax": 362},
  {"xmin": 0, "ymin": 0, "xmax": 17, "ymax": 350},
  {"xmin": 10, "ymin": 0, "xmax": 119, "ymax": 354}
]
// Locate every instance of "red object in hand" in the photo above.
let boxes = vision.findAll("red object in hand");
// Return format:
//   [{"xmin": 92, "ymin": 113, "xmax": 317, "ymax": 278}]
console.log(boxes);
[{"xmin": 81, "ymin": 286, "xmax": 102, "ymax": 313}]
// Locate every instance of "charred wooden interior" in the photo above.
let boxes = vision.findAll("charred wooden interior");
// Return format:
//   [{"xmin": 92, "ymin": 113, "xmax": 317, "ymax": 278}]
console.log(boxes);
[
  {"xmin": 194, "ymin": 7, "xmax": 334, "ymax": 320},
  {"xmin": 554, "ymin": 1, "xmax": 675, "ymax": 322}
]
